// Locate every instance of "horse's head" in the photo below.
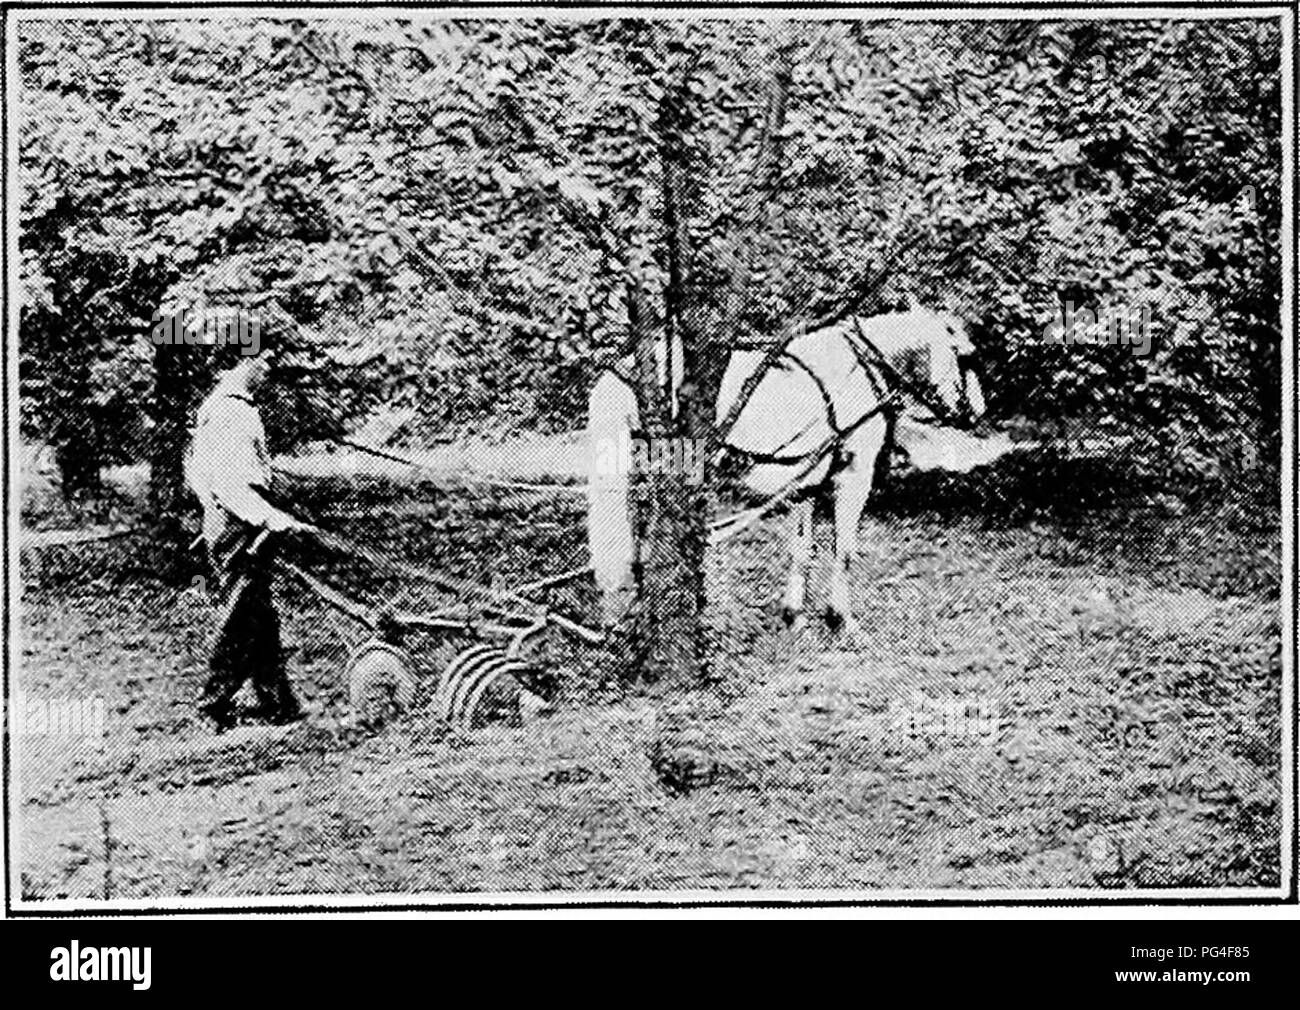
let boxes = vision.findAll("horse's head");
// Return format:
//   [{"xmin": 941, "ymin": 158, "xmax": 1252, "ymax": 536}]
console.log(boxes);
[
  {"xmin": 868, "ymin": 308, "xmax": 986, "ymax": 428},
  {"xmin": 928, "ymin": 311, "xmax": 986, "ymax": 426}
]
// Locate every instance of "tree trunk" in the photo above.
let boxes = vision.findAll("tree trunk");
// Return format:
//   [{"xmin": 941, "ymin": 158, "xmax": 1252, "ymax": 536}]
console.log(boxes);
[
  {"xmin": 627, "ymin": 265, "xmax": 715, "ymax": 684},
  {"xmin": 626, "ymin": 44, "xmax": 794, "ymax": 687},
  {"xmin": 55, "ymin": 425, "xmax": 102, "ymax": 501},
  {"xmin": 147, "ymin": 342, "xmax": 196, "ymax": 583},
  {"xmin": 52, "ymin": 324, "xmax": 102, "ymax": 502},
  {"xmin": 630, "ymin": 468, "xmax": 711, "ymax": 684},
  {"xmin": 626, "ymin": 75, "xmax": 717, "ymax": 687}
]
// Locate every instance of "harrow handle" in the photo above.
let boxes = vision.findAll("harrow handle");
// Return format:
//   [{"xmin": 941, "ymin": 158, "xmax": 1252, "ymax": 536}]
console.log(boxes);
[
  {"xmin": 307, "ymin": 527, "xmax": 605, "ymax": 645},
  {"xmin": 545, "ymin": 612, "xmax": 605, "ymax": 645}
]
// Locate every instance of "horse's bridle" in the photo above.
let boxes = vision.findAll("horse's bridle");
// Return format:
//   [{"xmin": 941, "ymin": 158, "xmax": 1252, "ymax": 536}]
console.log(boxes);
[{"xmin": 848, "ymin": 316, "xmax": 981, "ymax": 430}]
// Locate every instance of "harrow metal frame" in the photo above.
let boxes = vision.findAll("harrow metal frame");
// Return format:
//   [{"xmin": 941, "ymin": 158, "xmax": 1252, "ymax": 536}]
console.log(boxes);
[{"xmin": 274, "ymin": 525, "xmax": 601, "ymax": 730}]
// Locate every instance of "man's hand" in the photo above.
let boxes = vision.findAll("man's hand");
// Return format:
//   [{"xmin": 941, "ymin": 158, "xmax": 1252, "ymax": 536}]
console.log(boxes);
[
  {"xmin": 287, "ymin": 517, "xmax": 318, "ymax": 536},
  {"xmin": 267, "ymin": 512, "xmax": 317, "ymax": 536}
]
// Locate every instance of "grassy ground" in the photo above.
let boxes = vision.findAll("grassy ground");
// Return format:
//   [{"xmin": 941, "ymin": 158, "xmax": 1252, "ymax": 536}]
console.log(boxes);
[{"xmin": 13, "ymin": 441, "xmax": 1283, "ymax": 898}]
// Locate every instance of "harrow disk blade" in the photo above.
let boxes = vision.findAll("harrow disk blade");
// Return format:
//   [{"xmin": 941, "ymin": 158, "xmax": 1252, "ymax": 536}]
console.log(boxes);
[
  {"xmin": 347, "ymin": 639, "xmax": 419, "ymax": 728},
  {"xmin": 438, "ymin": 643, "xmax": 532, "ymax": 729}
]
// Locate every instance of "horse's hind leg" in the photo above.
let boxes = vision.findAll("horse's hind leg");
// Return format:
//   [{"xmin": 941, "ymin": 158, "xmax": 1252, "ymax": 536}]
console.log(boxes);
[
  {"xmin": 826, "ymin": 416, "xmax": 889, "ymax": 635},
  {"xmin": 781, "ymin": 498, "xmax": 814, "ymax": 629}
]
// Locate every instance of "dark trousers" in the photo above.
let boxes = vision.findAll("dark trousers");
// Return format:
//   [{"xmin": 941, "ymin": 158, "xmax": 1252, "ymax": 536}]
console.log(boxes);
[{"xmin": 199, "ymin": 525, "xmax": 299, "ymax": 720}]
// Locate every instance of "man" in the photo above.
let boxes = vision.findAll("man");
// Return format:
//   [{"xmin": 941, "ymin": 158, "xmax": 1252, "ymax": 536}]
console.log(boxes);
[{"xmin": 185, "ymin": 336, "xmax": 313, "ymax": 732}]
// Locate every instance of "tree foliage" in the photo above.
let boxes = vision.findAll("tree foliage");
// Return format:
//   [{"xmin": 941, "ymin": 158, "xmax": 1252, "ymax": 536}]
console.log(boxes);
[{"xmin": 18, "ymin": 17, "xmax": 1283, "ymax": 486}]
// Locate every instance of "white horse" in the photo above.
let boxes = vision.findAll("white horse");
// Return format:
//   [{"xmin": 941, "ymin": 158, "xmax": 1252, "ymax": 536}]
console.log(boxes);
[{"xmin": 587, "ymin": 306, "xmax": 987, "ymax": 630}]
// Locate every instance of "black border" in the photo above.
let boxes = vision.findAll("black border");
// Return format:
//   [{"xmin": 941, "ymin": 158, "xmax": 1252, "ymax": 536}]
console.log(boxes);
[{"xmin": 1, "ymin": 0, "xmax": 1296, "ymax": 917}]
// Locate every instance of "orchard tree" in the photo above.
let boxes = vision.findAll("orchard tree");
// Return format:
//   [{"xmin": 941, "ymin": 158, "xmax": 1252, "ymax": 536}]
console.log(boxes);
[{"xmin": 17, "ymin": 15, "xmax": 1282, "ymax": 660}]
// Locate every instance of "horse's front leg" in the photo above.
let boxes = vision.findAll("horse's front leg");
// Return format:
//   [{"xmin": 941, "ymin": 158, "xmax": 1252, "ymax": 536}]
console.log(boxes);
[
  {"xmin": 827, "ymin": 416, "xmax": 889, "ymax": 637},
  {"xmin": 781, "ymin": 498, "xmax": 814, "ymax": 630}
]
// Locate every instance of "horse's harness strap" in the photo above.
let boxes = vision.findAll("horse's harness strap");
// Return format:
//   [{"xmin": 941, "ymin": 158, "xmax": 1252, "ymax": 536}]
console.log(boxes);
[
  {"xmin": 844, "ymin": 318, "xmax": 889, "ymax": 400},
  {"xmin": 717, "ymin": 326, "xmax": 902, "ymax": 467},
  {"xmin": 848, "ymin": 316, "xmax": 955, "ymax": 424},
  {"xmin": 608, "ymin": 330, "xmax": 906, "ymax": 472},
  {"xmin": 724, "ymin": 391, "xmax": 899, "ymax": 467}
]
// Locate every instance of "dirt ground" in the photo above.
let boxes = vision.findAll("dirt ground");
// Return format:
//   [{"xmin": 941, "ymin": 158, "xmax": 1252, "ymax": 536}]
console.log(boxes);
[{"xmin": 13, "ymin": 442, "xmax": 1283, "ymax": 898}]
